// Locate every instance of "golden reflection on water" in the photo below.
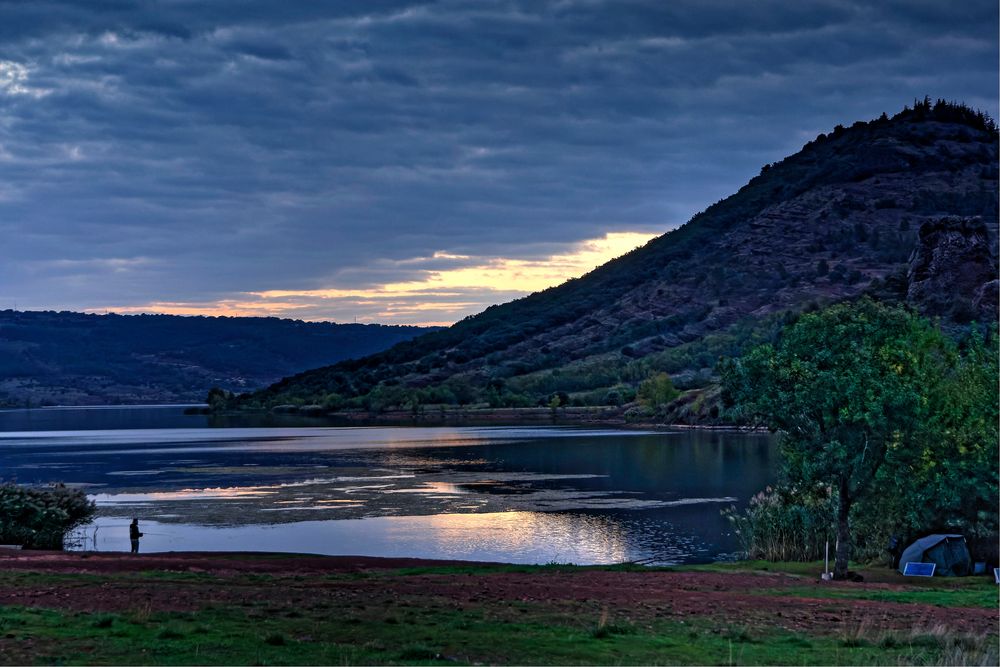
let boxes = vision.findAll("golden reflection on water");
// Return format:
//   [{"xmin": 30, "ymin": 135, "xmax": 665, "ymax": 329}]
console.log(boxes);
[
  {"xmin": 385, "ymin": 511, "xmax": 630, "ymax": 564},
  {"xmin": 90, "ymin": 485, "xmax": 278, "ymax": 504},
  {"xmin": 383, "ymin": 481, "xmax": 468, "ymax": 495},
  {"xmin": 91, "ymin": 474, "xmax": 406, "ymax": 505}
]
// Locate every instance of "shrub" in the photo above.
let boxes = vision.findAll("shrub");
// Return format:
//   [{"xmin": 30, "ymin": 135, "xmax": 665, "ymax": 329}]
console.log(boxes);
[
  {"xmin": 636, "ymin": 372, "xmax": 679, "ymax": 408},
  {"xmin": 603, "ymin": 389, "xmax": 623, "ymax": 406},
  {"xmin": 0, "ymin": 483, "xmax": 96, "ymax": 549},
  {"xmin": 205, "ymin": 386, "xmax": 234, "ymax": 410},
  {"xmin": 321, "ymin": 392, "xmax": 344, "ymax": 410}
]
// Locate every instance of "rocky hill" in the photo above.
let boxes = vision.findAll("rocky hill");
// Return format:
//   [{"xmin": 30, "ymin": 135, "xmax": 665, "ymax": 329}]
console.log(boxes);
[
  {"xmin": 0, "ymin": 311, "xmax": 433, "ymax": 406},
  {"xmin": 240, "ymin": 100, "xmax": 998, "ymax": 415}
]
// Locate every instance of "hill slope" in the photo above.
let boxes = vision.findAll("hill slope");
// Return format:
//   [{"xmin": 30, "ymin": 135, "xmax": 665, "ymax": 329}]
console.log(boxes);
[
  {"xmin": 243, "ymin": 100, "xmax": 998, "ymax": 413},
  {"xmin": 0, "ymin": 311, "xmax": 433, "ymax": 406}
]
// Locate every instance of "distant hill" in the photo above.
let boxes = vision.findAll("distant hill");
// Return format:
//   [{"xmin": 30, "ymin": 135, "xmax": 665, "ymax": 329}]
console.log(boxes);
[
  {"xmin": 0, "ymin": 311, "xmax": 435, "ymax": 406},
  {"xmin": 240, "ymin": 99, "xmax": 1000, "ymax": 419}
]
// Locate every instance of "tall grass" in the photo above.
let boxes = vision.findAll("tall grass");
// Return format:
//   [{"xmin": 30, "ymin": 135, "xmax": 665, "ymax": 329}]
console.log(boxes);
[
  {"xmin": 722, "ymin": 485, "xmax": 836, "ymax": 561},
  {"xmin": 840, "ymin": 620, "xmax": 999, "ymax": 667},
  {"xmin": 723, "ymin": 483, "xmax": 965, "ymax": 564}
]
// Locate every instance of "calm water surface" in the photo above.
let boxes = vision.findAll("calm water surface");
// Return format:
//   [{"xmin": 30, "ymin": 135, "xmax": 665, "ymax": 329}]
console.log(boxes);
[{"xmin": 0, "ymin": 406, "xmax": 776, "ymax": 565}]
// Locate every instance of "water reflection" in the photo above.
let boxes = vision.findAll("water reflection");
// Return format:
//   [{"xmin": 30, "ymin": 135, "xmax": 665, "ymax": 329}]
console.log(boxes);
[
  {"xmin": 2, "ymin": 406, "xmax": 778, "ymax": 564},
  {"xmin": 81, "ymin": 511, "xmax": 640, "ymax": 565}
]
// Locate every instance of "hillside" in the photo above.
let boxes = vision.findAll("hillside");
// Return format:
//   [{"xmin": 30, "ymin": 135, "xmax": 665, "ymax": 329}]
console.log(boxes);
[
  {"xmin": 0, "ymin": 311, "xmax": 432, "ymax": 406},
  {"xmin": 241, "ymin": 100, "xmax": 998, "ymax": 415}
]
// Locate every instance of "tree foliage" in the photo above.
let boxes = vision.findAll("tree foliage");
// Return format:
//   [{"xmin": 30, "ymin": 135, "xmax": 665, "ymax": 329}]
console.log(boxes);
[
  {"xmin": 721, "ymin": 299, "xmax": 997, "ymax": 577},
  {"xmin": 868, "ymin": 327, "xmax": 999, "ymax": 560},
  {"xmin": 0, "ymin": 483, "xmax": 96, "ymax": 550},
  {"xmin": 0, "ymin": 310, "xmax": 432, "ymax": 406},
  {"xmin": 637, "ymin": 373, "xmax": 680, "ymax": 408}
]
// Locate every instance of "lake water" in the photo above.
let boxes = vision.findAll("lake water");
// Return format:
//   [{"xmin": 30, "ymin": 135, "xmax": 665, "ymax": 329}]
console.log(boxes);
[{"xmin": 0, "ymin": 406, "xmax": 777, "ymax": 565}]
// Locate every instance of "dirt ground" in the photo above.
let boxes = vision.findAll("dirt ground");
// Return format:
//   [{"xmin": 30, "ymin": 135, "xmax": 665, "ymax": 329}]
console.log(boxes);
[{"xmin": 0, "ymin": 550, "xmax": 995, "ymax": 638}]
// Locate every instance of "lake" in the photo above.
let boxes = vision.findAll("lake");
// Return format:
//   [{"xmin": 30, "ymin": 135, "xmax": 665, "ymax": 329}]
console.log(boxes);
[{"xmin": 0, "ymin": 406, "xmax": 776, "ymax": 565}]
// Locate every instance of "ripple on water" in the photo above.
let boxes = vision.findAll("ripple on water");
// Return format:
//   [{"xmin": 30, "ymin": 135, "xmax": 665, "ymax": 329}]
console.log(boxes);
[{"xmin": 12, "ymin": 417, "xmax": 776, "ymax": 564}]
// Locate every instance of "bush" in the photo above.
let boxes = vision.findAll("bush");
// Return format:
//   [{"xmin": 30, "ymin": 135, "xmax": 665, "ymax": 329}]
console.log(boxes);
[
  {"xmin": 0, "ymin": 483, "xmax": 96, "ymax": 549},
  {"xmin": 205, "ymin": 386, "xmax": 234, "ymax": 410},
  {"xmin": 636, "ymin": 372, "xmax": 679, "ymax": 408}
]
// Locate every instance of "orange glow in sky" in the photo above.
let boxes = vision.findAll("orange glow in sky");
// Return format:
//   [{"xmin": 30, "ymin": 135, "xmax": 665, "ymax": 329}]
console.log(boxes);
[{"xmin": 96, "ymin": 231, "xmax": 657, "ymax": 326}]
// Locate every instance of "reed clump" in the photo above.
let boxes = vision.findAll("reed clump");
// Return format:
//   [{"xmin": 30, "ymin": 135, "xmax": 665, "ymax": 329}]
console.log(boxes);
[{"xmin": 722, "ymin": 484, "xmax": 835, "ymax": 561}]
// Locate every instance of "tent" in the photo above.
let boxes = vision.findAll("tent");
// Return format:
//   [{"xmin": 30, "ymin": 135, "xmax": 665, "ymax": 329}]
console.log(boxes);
[{"xmin": 898, "ymin": 534, "xmax": 971, "ymax": 576}]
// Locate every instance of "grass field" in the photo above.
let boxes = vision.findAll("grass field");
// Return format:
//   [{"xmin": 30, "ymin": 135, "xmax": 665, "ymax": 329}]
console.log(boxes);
[{"xmin": 0, "ymin": 554, "xmax": 995, "ymax": 665}]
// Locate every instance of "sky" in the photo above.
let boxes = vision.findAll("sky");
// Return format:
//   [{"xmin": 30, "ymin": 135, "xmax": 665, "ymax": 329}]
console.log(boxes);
[{"xmin": 1, "ymin": 1, "xmax": 997, "ymax": 326}]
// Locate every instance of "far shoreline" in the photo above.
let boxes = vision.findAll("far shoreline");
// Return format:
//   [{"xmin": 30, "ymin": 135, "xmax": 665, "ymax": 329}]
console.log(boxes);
[
  {"xmin": 201, "ymin": 404, "xmax": 758, "ymax": 432},
  {"xmin": 3, "ymin": 402, "xmax": 761, "ymax": 432}
]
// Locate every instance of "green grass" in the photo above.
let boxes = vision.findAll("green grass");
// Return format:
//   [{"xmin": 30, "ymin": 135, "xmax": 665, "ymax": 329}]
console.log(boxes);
[
  {"xmin": 682, "ymin": 560, "xmax": 996, "ymax": 586},
  {"xmin": 0, "ymin": 560, "xmax": 994, "ymax": 665},
  {"xmin": 0, "ymin": 571, "xmax": 108, "ymax": 586},
  {"xmin": 679, "ymin": 560, "xmax": 827, "ymax": 577},
  {"xmin": 0, "ymin": 602, "xmax": 977, "ymax": 666},
  {"xmin": 754, "ymin": 584, "xmax": 999, "ymax": 609}
]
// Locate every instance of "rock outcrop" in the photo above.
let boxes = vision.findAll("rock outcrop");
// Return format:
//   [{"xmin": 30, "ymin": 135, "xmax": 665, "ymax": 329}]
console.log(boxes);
[{"xmin": 907, "ymin": 217, "xmax": 998, "ymax": 322}]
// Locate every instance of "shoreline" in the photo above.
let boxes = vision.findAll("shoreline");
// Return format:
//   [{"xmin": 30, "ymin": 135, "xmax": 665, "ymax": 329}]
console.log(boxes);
[
  {"xmin": 209, "ymin": 405, "xmax": 757, "ymax": 431},
  {"xmin": 0, "ymin": 548, "xmax": 507, "ymax": 573},
  {"xmin": 2, "ymin": 545, "xmax": 994, "ymax": 586},
  {"xmin": 3, "ymin": 402, "xmax": 762, "ymax": 432}
]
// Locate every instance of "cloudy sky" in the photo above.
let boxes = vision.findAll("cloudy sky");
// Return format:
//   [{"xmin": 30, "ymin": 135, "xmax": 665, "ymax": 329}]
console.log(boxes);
[{"xmin": 1, "ymin": 1, "xmax": 996, "ymax": 325}]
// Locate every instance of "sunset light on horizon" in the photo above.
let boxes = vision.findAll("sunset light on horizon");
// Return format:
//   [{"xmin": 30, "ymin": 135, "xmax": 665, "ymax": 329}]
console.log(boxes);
[
  {"xmin": 88, "ymin": 231, "xmax": 658, "ymax": 326},
  {"xmin": 3, "ymin": 3, "xmax": 993, "ymax": 327}
]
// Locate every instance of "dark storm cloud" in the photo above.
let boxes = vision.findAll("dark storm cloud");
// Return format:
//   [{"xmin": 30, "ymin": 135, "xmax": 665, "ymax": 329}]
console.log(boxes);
[{"xmin": 0, "ymin": 0, "xmax": 996, "ymax": 323}]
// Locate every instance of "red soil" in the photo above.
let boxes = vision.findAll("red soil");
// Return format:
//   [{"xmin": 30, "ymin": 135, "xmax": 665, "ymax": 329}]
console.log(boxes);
[{"xmin": 0, "ymin": 550, "xmax": 994, "ymax": 637}]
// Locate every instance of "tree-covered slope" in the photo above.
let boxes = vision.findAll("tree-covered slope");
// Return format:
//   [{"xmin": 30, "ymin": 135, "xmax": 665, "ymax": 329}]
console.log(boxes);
[
  {"xmin": 0, "ymin": 311, "xmax": 433, "ymax": 406},
  {"xmin": 243, "ymin": 100, "xmax": 999, "ymax": 412}
]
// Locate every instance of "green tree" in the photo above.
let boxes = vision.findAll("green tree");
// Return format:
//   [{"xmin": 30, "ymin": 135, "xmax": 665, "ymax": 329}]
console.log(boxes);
[
  {"xmin": 637, "ymin": 373, "xmax": 680, "ymax": 409},
  {"xmin": 321, "ymin": 392, "xmax": 344, "ymax": 410},
  {"xmin": 877, "ymin": 327, "xmax": 999, "ymax": 553},
  {"xmin": 206, "ymin": 387, "xmax": 233, "ymax": 410},
  {"xmin": 447, "ymin": 378, "xmax": 477, "ymax": 406},
  {"xmin": 0, "ymin": 483, "xmax": 95, "ymax": 549},
  {"xmin": 721, "ymin": 299, "xmax": 946, "ymax": 579}
]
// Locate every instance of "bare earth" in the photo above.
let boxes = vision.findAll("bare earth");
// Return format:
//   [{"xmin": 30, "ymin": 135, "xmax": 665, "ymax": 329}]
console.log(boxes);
[{"xmin": 0, "ymin": 550, "xmax": 994, "ymax": 638}]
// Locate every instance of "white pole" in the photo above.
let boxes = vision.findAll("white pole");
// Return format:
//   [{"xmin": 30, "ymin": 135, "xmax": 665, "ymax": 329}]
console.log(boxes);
[{"xmin": 825, "ymin": 540, "xmax": 829, "ymax": 575}]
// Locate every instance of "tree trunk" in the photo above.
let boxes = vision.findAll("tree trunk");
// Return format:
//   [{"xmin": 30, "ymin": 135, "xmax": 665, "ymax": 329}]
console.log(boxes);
[{"xmin": 834, "ymin": 478, "xmax": 852, "ymax": 580}]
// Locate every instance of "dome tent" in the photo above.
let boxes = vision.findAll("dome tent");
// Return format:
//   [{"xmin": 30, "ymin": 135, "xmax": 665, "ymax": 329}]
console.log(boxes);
[{"xmin": 897, "ymin": 534, "xmax": 971, "ymax": 576}]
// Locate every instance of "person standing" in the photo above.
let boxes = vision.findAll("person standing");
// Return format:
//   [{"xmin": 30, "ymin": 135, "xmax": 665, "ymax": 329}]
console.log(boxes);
[{"xmin": 129, "ymin": 518, "xmax": 143, "ymax": 554}]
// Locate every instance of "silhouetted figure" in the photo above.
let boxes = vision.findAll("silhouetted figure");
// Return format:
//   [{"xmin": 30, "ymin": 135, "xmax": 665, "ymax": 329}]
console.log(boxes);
[{"xmin": 129, "ymin": 518, "xmax": 143, "ymax": 554}]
